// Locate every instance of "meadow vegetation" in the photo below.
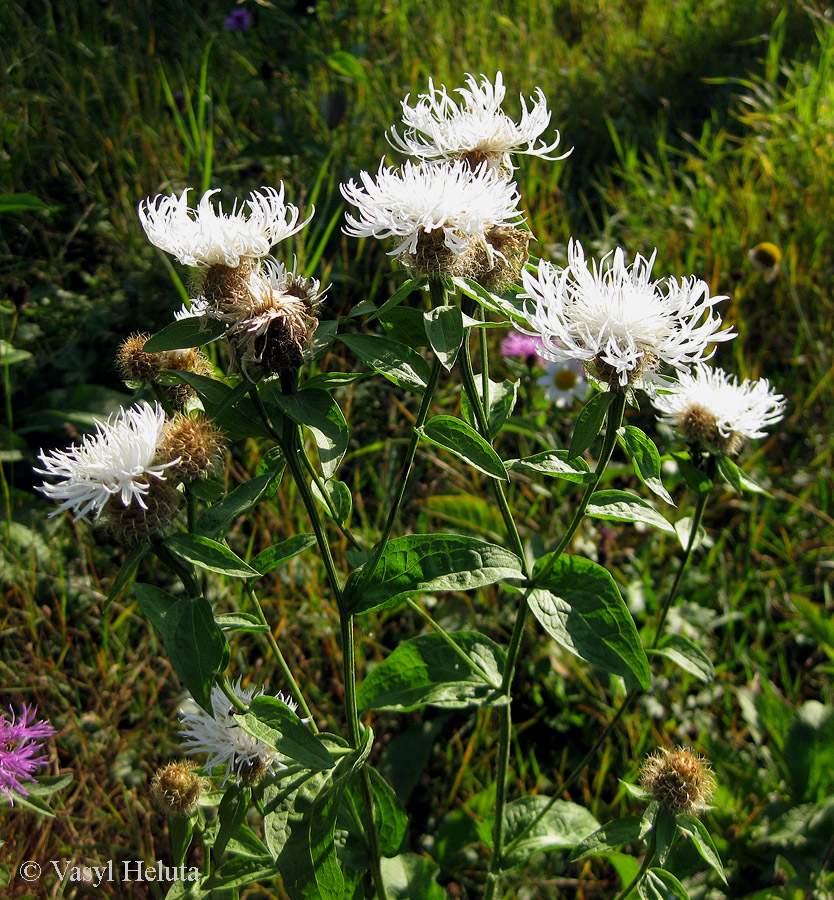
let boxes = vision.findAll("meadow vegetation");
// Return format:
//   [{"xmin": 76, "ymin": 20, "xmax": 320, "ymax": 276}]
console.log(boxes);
[{"xmin": 1, "ymin": 1, "xmax": 833, "ymax": 898}]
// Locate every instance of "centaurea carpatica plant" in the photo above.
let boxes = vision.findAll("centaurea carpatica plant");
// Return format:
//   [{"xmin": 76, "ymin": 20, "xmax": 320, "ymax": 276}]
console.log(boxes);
[{"xmin": 34, "ymin": 71, "xmax": 787, "ymax": 900}]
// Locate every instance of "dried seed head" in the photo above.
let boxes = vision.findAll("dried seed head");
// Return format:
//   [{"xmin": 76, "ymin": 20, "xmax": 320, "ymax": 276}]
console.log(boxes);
[
  {"xmin": 149, "ymin": 760, "xmax": 206, "ymax": 818},
  {"xmin": 157, "ymin": 348, "xmax": 215, "ymax": 409},
  {"xmin": 158, "ymin": 415, "xmax": 225, "ymax": 484},
  {"xmin": 104, "ymin": 479, "xmax": 182, "ymax": 545},
  {"xmin": 239, "ymin": 756, "xmax": 270, "ymax": 787},
  {"xmin": 116, "ymin": 333, "xmax": 162, "ymax": 383},
  {"xmin": 640, "ymin": 746, "xmax": 715, "ymax": 815}
]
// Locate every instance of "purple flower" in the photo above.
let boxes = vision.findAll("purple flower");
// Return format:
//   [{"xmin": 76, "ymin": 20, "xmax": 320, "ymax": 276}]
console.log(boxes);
[
  {"xmin": 224, "ymin": 7, "xmax": 252, "ymax": 31},
  {"xmin": 500, "ymin": 333, "xmax": 544, "ymax": 364},
  {"xmin": 0, "ymin": 704, "xmax": 55, "ymax": 804}
]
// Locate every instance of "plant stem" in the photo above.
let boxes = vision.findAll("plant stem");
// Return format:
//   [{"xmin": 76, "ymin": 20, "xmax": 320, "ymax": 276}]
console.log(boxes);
[
  {"xmin": 243, "ymin": 582, "xmax": 317, "ymax": 728},
  {"xmin": 612, "ymin": 832, "xmax": 656, "ymax": 900}
]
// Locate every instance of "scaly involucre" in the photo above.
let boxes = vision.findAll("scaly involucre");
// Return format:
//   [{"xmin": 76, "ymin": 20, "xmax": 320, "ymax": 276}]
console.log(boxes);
[
  {"xmin": 0, "ymin": 705, "xmax": 55, "ymax": 804},
  {"xmin": 652, "ymin": 363, "xmax": 786, "ymax": 445},
  {"xmin": 179, "ymin": 681, "xmax": 298, "ymax": 783},
  {"xmin": 516, "ymin": 239, "xmax": 736, "ymax": 390},
  {"xmin": 341, "ymin": 159, "xmax": 523, "ymax": 260},
  {"xmin": 35, "ymin": 401, "xmax": 175, "ymax": 520},
  {"xmin": 389, "ymin": 71, "xmax": 568, "ymax": 172},
  {"xmin": 138, "ymin": 186, "xmax": 313, "ymax": 268}
]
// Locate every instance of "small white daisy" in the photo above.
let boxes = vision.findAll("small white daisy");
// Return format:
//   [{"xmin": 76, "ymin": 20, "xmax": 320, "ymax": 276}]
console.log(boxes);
[
  {"xmin": 537, "ymin": 359, "xmax": 590, "ymax": 407},
  {"xmin": 516, "ymin": 239, "xmax": 736, "ymax": 391},
  {"xmin": 388, "ymin": 71, "xmax": 569, "ymax": 173},
  {"xmin": 340, "ymin": 159, "xmax": 523, "ymax": 270},
  {"xmin": 651, "ymin": 363, "xmax": 786, "ymax": 454},
  {"xmin": 138, "ymin": 186, "xmax": 313, "ymax": 268},
  {"xmin": 34, "ymin": 401, "xmax": 176, "ymax": 520},
  {"xmin": 179, "ymin": 680, "xmax": 298, "ymax": 783}
]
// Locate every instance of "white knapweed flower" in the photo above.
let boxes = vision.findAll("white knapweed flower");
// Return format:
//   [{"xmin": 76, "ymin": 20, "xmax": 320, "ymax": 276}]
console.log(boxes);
[
  {"xmin": 389, "ymin": 71, "xmax": 568, "ymax": 173},
  {"xmin": 651, "ymin": 363, "xmax": 786, "ymax": 454},
  {"xmin": 180, "ymin": 681, "xmax": 299, "ymax": 783},
  {"xmin": 516, "ymin": 239, "xmax": 736, "ymax": 390},
  {"xmin": 537, "ymin": 359, "xmax": 590, "ymax": 407},
  {"xmin": 341, "ymin": 159, "xmax": 523, "ymax": 269},
  {"xmin": 34, "ymin": 402, "xmax": 176, "ymax": 520},
  {"xmin": 174, "ymin": 297, "xmax": 211, "ymax": 321},
  {"xmin": 138, "ymin": 186, "xmax": 313, "ymax": 268}
]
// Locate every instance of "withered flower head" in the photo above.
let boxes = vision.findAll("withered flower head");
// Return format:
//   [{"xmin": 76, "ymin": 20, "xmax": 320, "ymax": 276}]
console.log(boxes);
[
  {"xmin": 640, "ymin": 746, "xmax": 716, "ymax": 815},
  {"xmin": 149, "ymin": 760, "xmax": 206, "ymax": 818}
]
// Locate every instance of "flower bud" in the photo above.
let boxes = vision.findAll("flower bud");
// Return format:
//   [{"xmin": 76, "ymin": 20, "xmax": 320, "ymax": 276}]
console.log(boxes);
[
  {"xmin": 105, "ymin": 479, "xmax": 182, "ymax": 545},
  {"xmin": 640, "ymin": 746, "xmax": 715, "ymax": 815},
  {"xmin": 157, "ymin": 415, "xmax": 225, "ymax": 484},
  {"xmin": 116, "ymin": 333, "xmax": 162, "ymax": 383},
  {"xmin": 149, "ymin": 760, "xmax": 206, "ymax": 818}
]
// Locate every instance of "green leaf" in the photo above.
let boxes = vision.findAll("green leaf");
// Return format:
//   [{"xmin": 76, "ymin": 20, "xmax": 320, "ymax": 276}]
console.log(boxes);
[
  {"xmin": 203, "ymin": 856, "xmax": 277, "ymax": 892},
  {"xmin": 143, "ymin": 316, "xmax": 226, "ymax": 352},
  {"xmin": 310, "ymin": 478, "xmax": 352, "ymax": 523},
  {"xmin": 0, "ymin": 192, "xmax": 51, "ymax": 213},
  {"xmin": 0, "ymin": 339, "xmax": 33, "ymax": 366},
  {"xmin": 164, "ymin": 533, "xmax": 261, "ymax": 578},
  {"xmin": 252, "ymin": 534, "xmax": 317, "ymax": 576},
  {"xmin": 361, "ymin": 277, "xmax": 425, "ymax": 324},
  {"xmin": 215, "ymin": 786, "xmax": 249, "ymax": 860},
  {"xmin": 262, "ymin": 387, "xmax": 349, "ymax": 480},
  {"xmin": 19, "ymin": 774, "xmax": 72, "ymax": 799},
  {"xmin": 356, "ymin": 631, "xmax": 506, "ymax": 712},
  {"xmin": 346, "ymin": 533, "xmax": 524, "ymax": 615},
  {"xmin": 649, "ymin": 635, "xmax": 714, "ymax": 682},
  {"xmin": 498, "ymin": 797, "xmax": 600, "ymax": 866},
  {"xmin": 460, "ymin": 378, "xmax": 519, "ymax": 440},
  {"xmin": 569, "ymin": 391, "xmax": 614, "ymax": 460},
  {"xmin": 134, "ymin": 582, "xmax": 180, "ymax": 636},
  {"xmin": 302, "ymin": 371, "xmax": 366, "ymax": 390},
  {"xmin": 529, "ymin": 554, "xmax": 651, "ymax": 690},
  {"xmin": 655, "ymin": 807, "xmax": 677, "ymax": 865},
  {"xmin": 107, "ymin": 541, "xmax": 150, "ymax": 604},
  {"xmin": 352, "ymin": 767, "xmax": 407, "ymax": 857},
  {"xmin": 638, "ymin": 868, "xmax": 691, "ymax": 900},
  {"xmin": 676, "ymin": 815, "xmax": 727, "ymax": 883},
  {"xmin": 506, "ymin": 450, "xmax": 593, "ymax": 484},
  {"xmin": 572, "ymin": 816, "xmax": 644, "ymax": 860},
  {"xmin": 717, "ymin": 455, "xmax": 770, "ymax": 495},
  {"xmin": 619, "ymin": 426, "xmax": 674, "ymax": 504},
  {"xmin": 172, "ymin": 372, "xmax": 270, "ymax": 440},
  {"xmin": 586, "ymin": 490, "xmax": 675, "ymax": 533},
  {"xmin": 195, "ymin": 474, "xmax": 273, "ymax": 540},
  {"xmin": 673, "ymin": 453, "xmax": 713, "ymax": 495},
  {"xmin": 214, "ymin": 612, "xmax": 270, "ymax": 634},
  {"xmin": 380, "ymin": 854, "xmax": 445, "ymax": 900},
  {"xmin": 325, "ymin": 49, "xmax": 366, "ymax": 82},
  {"xmin": 339, "ymin": 333, "xmax": 431, "ymax": 394},
  {"xmin": 168, "ymin": 597, "xmax": 229, "ymax": 713},
  {"xmin": 188, "ymin": 478, "xmax": 225, "ymax": 502},
  {"xmin": 238, "ymin": 696, "xmax": 334, "ymax": 771},
  {"xmin": 418, "ymin": 415, "xmax": 509, "ymax": 481},
  {"xmin": 423, "ymin": 305, "xmax": 464, "ymax": 371}
]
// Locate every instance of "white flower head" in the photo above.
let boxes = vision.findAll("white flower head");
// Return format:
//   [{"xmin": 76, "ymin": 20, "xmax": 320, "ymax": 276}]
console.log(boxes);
[
  {"xmin": 651, "ymin": 363, "xmax": 786, "ymax": 454},
  {"xmin": 537, "ymin": 358, "xmax": 590, "ymax": 407},
  {"xmin": 138, "ymin": 186, "xmax": 313, "ymax": 268},
  {"xmin": 174, "ymin": 297, "xmax": 211, "ymax": 321},
  {"xmin": 179, "ymin": 680, "xmax": 299, "ymax": 783},
  {"xmin": 341, "ymin": 159, "xmax": 523, "ymax": 273},
  {"xmin": 516, "ymin": 239, "xmax": 736, "ymax": 391},
  {"xmin": 34, "ymin": 401, "xmax": 175, "ymax": 521},
  {"xmin": 389, "ymin": 72, "xmax": 569, "ymax": 174}
]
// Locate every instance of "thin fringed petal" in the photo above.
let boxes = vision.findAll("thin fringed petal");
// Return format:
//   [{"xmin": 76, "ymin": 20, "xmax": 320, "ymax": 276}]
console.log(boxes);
[
  {"xmin": 34, "ymin": 401, "xmax": 175, "ymax": 520},
  {"xmin": 388, "ymin": 72, "xmax": 570, "ymax": 172},
  {"xmin": 0, "ymin": 705, "xmax": 55, "ymax": 804},
  {"xmin": 514, "ymin": 239, "xmax": 736, "ymax": 391},
  {"xmin": 138, "ymin": 186, "xmax": 314, "ymax": 268}
]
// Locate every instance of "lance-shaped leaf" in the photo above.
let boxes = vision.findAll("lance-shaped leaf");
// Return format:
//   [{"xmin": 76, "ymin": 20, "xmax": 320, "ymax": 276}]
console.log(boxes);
[
  {"xmin": 676, "ymin": 815, "xmax": 727, "ymax": 883},
  {"xmin": 354, "ymin": 767, "xmax": 408, "ymax": 857},
  {"xmin": 195, "ymin": 473, "xmax": 274, "ymax": 540},
  {"xmin": 237, "ymin": 696, "xmax": 335, "ymax": 771},
  {"xmin": 717, "ymin": 455, "xmax": 770, "ymax": 495},
  {"xmin": 356, "ymin": 631, "xmax": 506, "ymax": 712},
  {"xmin": 424, "ymin": 304, "xmax": 464, "ymax": 371},
  {"xmin": 252, "ymin": 534, "xmax": 317, "ymax": 577},
  {"xmin": 360, "ymin": 277, "xmax": 425, "ymax": 324},
  {"xmin": 143, "ymin": 315, "xmax": 227, "ymax": 352},
  {"xmin": 339, "ymin": 333, "xmax": 431, "ymax": 394},
  {"xmin": 418, "ymin": 416, "xmax": 509, "ymax": 481},
  {"xmin": 461, "ymin": 378, "xmax": 519, "ymax": 440},
  {"xmin": 276, "ymin": 730, "xmax": 373, "ymax": 900},
  {"xmin": 639, "ymin": 868, "xmax": 691, "ymax": 900},
  {"xmin": 311, "ymin": 477, "xmax": 352, "ymax": 523},
  {"xmin": 506, "ymin": 450, "xmax": 593, "ymax": 484},
  {"xmin": 528, "ymin": 554, "xmax": 651, "ymax": 690},
  {"xmin": 586, "ymin": 490, "xmax": 675, "ymax": 533},
  {"xmin": 571, "ymin": 816, "xmax": 645, "ymax": 860},
  {"xmin": 171, "ymin": 371, "xmax": 270, "ymax": 440},
  {"xmin": 346, "ymin": 533, "xmax": 524, "ymax": 615},
  {"xmin": 568, "ymin": 391, "xmax": 614, "ymax": 460},
  {"xmin": 202, "ymin": 857, "xmax": 278, "ymax": 892},
  {"xmin": 380, "ymin": 854, "xmax": 445, "ymax": 900},
  {"xmin": 262, "ymin": 386, "xmax": 349, "ymax": 480},
  {"xmin": 618, "ymin": 425, "xmax": 674, "ymax": 504},
  {"xmin": 649, "ymin": 634, "xmax": 714, "ymax": 683},
  {"xmin": 492, "ymin": 797, "xmax": 600, "ymax": 867},
  {"xmin": 164, "ymin": 533, "xmax": 261, "ymax": 578}
]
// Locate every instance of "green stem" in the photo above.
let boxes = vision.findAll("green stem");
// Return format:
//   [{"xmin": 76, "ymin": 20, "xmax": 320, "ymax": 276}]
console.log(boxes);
[
  {"xmin": 243, "ymin": 582, "xmax": 317, "ymax": 728},
  {"xmin": 612, "ymin": 832, "xmax": 657, "ymax": 900},
  {"xmin": 219, "ymin": 676, "xmax": 249, "ymax": 712}
]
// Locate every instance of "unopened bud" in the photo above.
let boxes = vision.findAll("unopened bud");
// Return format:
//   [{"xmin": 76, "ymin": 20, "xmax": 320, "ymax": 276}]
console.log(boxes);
[
  {"xmin": 149, "ymin": 760, "xmax": 206, "ymax": 818},
  {"xmin": 640, "ymin": 746, "xmax": 715, "ymax": 815}
]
